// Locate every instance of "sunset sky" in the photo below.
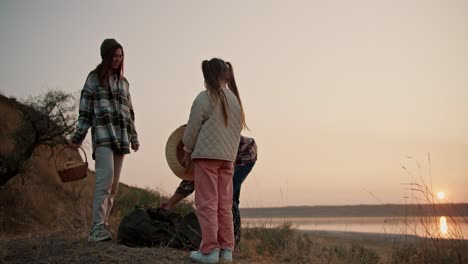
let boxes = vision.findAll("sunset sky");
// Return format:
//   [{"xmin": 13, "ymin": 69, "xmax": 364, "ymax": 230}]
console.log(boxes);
[{"xmin": 1, "ymin": 0, "xmax": 467, "ymax": 206}]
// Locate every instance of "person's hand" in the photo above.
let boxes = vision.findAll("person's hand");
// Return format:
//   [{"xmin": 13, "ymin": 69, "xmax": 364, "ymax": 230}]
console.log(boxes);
[
  {"xmin": 181, "ymin": 151, "xmax": 191, "ymax": 168},
  {"xmin": 182, "ymin": 151, "xmax": 195, "ymax": 177},
  {"xmin": 160, "ymin": 201, "xmax": 170, "ymax": 210},
  {"xmin": 69, "ymin": 142, "xmax": 80, "ymax": 148},
  {"xmin": 131, "ymin": 143, "xmax": 140, "ymax": 152}
]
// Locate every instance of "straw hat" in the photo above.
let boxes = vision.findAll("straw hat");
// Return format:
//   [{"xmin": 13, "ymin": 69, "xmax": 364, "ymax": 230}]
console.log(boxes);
[{"xmin": 165, "ymin": 125, "xmax": 194, "ymax": 181}]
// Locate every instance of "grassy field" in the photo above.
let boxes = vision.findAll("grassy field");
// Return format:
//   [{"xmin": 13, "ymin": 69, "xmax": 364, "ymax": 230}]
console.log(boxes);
[
  {"xmin": 1, "ymin": 156, "xmax": 467, "ymax": 263},
  {"xmin": 2, "ymin": 178, "xmax": 467, "ymax": 264},
  {"xmin": 2, "ymin": 224, "xmax": 467, "ymax": 264}
]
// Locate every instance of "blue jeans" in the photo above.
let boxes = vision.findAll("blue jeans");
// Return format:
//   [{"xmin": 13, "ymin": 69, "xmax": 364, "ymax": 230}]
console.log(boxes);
[{"xmin": 231, "ymin": 161, "xmax": 256, "ymax": 246}]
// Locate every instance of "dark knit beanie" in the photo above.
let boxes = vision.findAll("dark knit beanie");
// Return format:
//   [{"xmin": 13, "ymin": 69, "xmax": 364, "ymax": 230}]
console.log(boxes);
[{"xmin": 100, "ymin": 39, "xmax": 122, "ymax": 59}]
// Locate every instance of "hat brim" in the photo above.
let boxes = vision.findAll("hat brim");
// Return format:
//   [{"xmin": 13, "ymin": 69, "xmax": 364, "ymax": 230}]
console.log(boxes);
[{"xmin": 165, "ymin": 125, "xmax": 194, "ymax": 181}]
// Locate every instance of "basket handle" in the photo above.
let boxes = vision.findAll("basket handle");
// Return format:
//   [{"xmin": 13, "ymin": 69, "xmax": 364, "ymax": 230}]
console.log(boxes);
[{"xmin": 55, "ymin": 145, "xmax": 88, "ymax": 170}]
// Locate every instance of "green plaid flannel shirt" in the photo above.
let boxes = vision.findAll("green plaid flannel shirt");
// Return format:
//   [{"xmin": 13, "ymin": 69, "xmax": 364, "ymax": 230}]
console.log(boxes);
[{"xmin": 72, "ymin": 72, "xmax": 139, "ymax": 156}]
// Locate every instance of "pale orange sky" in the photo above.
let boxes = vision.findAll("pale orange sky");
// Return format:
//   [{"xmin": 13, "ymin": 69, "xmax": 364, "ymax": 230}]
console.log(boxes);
[{"xmin": 1, "ymin": 0, "xmax": 467, "ymax": 206}]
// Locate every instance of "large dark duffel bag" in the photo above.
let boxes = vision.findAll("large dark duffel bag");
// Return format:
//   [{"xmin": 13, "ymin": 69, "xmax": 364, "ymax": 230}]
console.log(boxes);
[{"xmin": 117, "ymin": 207, "xmax": 201, "ymax": 250}]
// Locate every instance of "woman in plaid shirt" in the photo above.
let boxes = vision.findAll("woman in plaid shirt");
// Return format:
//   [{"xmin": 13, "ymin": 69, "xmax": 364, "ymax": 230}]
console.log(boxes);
[
  {"xmin": 161, "ymin": 136, "xmax": 257, "ymax": 247},
  {"xmin": 71, "ymin": 39, "xmax": 139, "ymax": 242}
]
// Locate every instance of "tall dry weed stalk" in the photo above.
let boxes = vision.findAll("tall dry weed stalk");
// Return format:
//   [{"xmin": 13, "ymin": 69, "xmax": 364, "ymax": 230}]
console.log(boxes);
[{"xmin": 388, "ymin": 155, "xmax": 466, "ymax": 264}]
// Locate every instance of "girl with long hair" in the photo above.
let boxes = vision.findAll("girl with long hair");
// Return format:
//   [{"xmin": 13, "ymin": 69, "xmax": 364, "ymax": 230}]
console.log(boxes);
[
  {"xmin": 182, "ymin": 58, "xmax": 245, "ymax": 263},
  {"xmin": 71, "ymin": 39, "xmax": 139, "ymax": 242}
]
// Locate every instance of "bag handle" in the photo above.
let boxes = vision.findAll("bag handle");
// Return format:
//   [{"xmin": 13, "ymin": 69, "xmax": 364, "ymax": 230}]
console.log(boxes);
[{"xmin": 55, "ymin": 145, "xmax": 88, "ymax": 170}]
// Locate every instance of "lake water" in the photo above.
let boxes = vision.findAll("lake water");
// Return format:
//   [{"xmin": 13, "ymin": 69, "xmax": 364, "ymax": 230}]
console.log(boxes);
[{"xmin": 242, "ymin": 216, "xmax": 468, "ymax": 240}]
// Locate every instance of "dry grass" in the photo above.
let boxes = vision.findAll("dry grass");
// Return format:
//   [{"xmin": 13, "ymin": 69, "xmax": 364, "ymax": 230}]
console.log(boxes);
[
  {"xmin": 0, "ymin": 232, "xmax": 256, "ymax": 264},
  {"xmin": 381, "ymin": 157, "xmax": 468, "ymax": 264},
  {"xmin": 0, "ymin": 233, "xmax": 197, "ymax": 264},
  {"xmin": 1, "ymin": 224, "xmax": 467, "ymax": 264},
  {"xmin": 2, "ymin": 173, "xmax": 467, "ymax": 264},
  {"xmin": 0, "ymin": 141, "xmax": 193, "ymax": 236},
  {"xmin": 236, "ymin": 223, "xmax": 468, "ymax": 264},
  {"xmin": 0, "ymin": 144, "xmax": 95, "ymax": 235},
  {"xmin": 239, "ymin": 224, "xmax": 381, "ymax": 264}
]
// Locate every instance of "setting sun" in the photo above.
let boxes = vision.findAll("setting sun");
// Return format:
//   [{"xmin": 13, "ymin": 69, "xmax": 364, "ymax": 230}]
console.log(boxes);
[{"xmin": 437, "ymin": 192, "xmax": 445, "ymax": 200}]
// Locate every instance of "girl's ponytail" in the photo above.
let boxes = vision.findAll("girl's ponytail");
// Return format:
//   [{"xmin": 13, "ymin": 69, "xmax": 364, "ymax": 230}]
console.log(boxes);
[
  {"xmin": 203, "ymin": 60, "xmax": 229, "ymax": 126},
  {"xmin": 226, "ymin": 62, "xmax": 247, "ymax": 130}
]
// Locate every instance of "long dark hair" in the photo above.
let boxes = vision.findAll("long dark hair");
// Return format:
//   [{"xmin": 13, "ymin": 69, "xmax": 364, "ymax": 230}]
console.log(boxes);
[
  {"xmin": 201, "ymin": 58, "xmax": 247, "ymax": 129},
  {"xmin": 94, "ymin": 45, "xmax": 124, "ymax": 87}
]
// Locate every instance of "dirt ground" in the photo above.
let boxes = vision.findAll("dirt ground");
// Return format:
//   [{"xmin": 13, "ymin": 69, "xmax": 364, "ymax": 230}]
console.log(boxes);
[{"xmin": 0, "ymin": 232, "xmax": 254, "ymax": 264}]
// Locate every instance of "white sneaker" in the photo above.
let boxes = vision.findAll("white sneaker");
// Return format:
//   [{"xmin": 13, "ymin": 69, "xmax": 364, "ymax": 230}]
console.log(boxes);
[
  {"xmin": 189, "ymin": 250, "xmax": 220, "ymax": 263},
  {"xmin": 220, "ymin": 249, "xmax": 233, "ymax": 262}
]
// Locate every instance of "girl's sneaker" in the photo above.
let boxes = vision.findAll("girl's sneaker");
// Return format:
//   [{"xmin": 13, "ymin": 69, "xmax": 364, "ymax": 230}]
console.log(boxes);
[
  {"xmin": 88, "ymin": 224, "xmax": 112, "ymax": 242},
  {"xmin": 189, "ymin": 250, "xmax": 219, "ymax": 263},
  {"xmin": 220, "ymin": 249, "xmax": 233, "ymax": 262}
]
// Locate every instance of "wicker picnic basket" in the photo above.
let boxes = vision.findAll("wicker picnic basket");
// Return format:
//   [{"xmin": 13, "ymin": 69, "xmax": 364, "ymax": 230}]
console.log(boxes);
[{"xmin": 55, "ymin": 146, "xmax": 88, "ymax": 182}]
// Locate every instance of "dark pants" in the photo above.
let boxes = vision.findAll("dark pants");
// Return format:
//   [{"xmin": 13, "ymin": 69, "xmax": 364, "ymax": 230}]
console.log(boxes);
[{"xmin": 231, "ymin": 161, "xmax": 256, "ymax": 247}]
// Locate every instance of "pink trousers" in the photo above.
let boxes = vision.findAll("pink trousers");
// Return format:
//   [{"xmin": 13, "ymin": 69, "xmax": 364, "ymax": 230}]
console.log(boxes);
[{"xmin": 193, "ymin": 159, "xmax": 235, "ymax": 253}]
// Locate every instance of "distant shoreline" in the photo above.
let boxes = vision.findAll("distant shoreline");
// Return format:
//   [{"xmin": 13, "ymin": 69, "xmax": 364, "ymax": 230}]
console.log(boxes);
[
  {"xmin": 299, "ymin": 229, "xmax": 468, "ymax": 242},
  {"xmin": 240, "ymin": 203, "xmax": 468, "ymax": 218}
]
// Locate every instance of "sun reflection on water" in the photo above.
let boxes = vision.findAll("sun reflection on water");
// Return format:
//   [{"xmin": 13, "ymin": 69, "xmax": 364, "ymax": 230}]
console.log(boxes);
[{"xmin": 439, "ymin": 216, "xmax": 448, "ymax": 235}]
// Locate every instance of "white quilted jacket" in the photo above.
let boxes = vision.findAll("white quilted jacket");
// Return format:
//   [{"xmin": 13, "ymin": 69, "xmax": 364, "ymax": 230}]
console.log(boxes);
[{"xmin": 183, "ymin": 87, "xmax": 242, "ymax": 161}]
